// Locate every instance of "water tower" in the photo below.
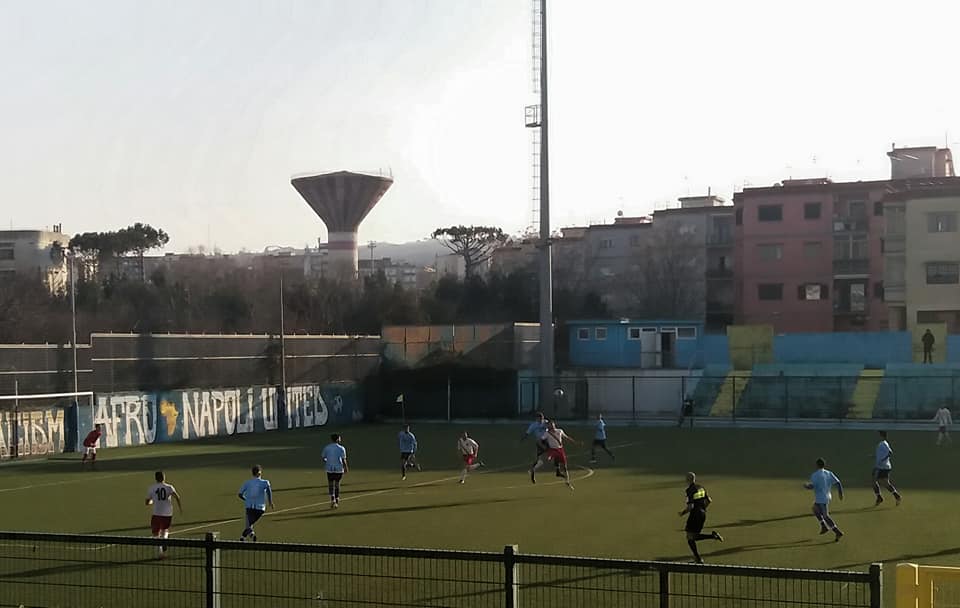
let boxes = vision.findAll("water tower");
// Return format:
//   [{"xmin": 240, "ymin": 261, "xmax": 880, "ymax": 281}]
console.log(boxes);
[{"xmin": 291, "ymin": 171, "xmax": 393, "ymax": 278}]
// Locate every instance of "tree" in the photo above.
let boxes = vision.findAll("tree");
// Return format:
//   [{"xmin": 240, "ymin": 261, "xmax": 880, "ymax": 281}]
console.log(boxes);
[
  {"xmin": 431, "ymin": 225, "xmax": 506, "ymax": 277},
  {"xmin": 68, "ymin": 224, "xmax": 169, "ymax": 282},
  {"xmin": 622, "ymin": 225, "xmax": 705, "ymax": 319},
  {"xmin": 119, "ymin": 223, "xmax": 170, "ymax": 281}
]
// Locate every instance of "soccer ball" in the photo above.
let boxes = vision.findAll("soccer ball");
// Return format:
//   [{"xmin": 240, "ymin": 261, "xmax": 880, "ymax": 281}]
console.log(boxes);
[{"xmin": 553, "ymin": 388, "xmax": 565, "ymax": 399}]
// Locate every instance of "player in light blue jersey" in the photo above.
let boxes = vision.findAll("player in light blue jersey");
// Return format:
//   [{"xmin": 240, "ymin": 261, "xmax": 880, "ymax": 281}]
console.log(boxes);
[
  {"xmin": 322, "ymin": 433, "xmax": 349, "ymax": 509},
  {"xmin": 803, "ymin": 458, "xmax": 844, "ymax": 541},
  {"xmin": 398, "ymin": 424, "xmax": 421, "ymax": 480},
  {"xmin": 589, "ymin": 413, "xmax": 615, "ymax": 464},
  {"xmin": 238, "ymin": 464, "xmax": 274, "ymax": 542},
  {"xmin": 521, "ymin": 412, "xmax": 560, "ymax": 476},
  {"xmin": 872, "ymin": 430, "xmax": 902, "ymax": 506}
]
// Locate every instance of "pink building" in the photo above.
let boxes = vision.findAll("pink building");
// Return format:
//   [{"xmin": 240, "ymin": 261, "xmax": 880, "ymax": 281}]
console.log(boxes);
[{"xmin": 734, "ymin": 178, "xmax": 890, "ymax": 332}]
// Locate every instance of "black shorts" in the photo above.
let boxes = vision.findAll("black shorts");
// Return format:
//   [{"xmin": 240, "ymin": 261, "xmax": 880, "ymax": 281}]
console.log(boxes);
[
  {"xmin": 873, "ymin": 468, "xmax": 890, "ymax": 480},
  {"xmin": 592, "ymin": 439, "xmax": 607, "ymax": 448},
  {"xmin": 400, "ymin": 452, "xmax": 414, "ymax": 461},
  {"xmin": 245, "ymin": 508, "xmax": 265, "ymax": 528},
  {"xmin": 326, "ymin": 472, "xmax": 343, "ymax": 482},
  {"xmin": 685, "ymin": 509, "xmax": 706, "ymax": 534},
  {"xmin": 536, "ymin": 440, "xmax": 548, "ymax": 455}
]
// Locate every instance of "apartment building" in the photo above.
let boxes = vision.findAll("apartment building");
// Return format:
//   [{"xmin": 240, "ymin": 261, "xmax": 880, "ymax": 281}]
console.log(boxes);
[
  {"xmin": 734, "ymin": 179, "xmax": 890, "ymax": 332},
  {"xmin": 734, "ymin": 145, "xmax": 955, "ymax": 333},
  {"xmin": 884, "ymin": 183, "xmax": 960, "ymax": 331},
  {"xmin": 0, "ymin": 226, "xmax": 69, "ymax": 293}
]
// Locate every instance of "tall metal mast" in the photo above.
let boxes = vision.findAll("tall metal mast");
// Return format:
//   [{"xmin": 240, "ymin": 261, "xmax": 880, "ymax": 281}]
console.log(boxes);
[{"xmin": 526, "ymin": 0, "xmax": 554, "ymax": 406}]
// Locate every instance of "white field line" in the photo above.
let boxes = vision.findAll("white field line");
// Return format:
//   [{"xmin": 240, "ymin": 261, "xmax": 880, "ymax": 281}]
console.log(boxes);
[
  {"xmin": 0, "ymin": 447, "xmax": 295, "ymax": 493},
  {"xmin": 1, "ymin": 441, "xmax": 637, "ymax": 552}
]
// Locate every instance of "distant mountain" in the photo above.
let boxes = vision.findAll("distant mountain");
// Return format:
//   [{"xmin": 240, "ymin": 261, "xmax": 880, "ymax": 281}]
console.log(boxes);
[{"xmin": 370, "ymin": 239, "xmax": 451, "ymax": 267}]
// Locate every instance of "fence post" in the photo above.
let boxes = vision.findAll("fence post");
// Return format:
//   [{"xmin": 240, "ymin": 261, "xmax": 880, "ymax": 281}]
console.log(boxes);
[
  {"xmin": 731, "ymin": 376, "xmax": 736, "ymax": 421},
  {"xmin": 658, "ymin": 568, "xmax": 670, "ymax": 608},
  {"xmin": 504, "ymin": 544, "xmax": 519, "ymax": 608},
  {"xmin": 869, "ymin": 562, "xmax": 882, "ymax": 608},
  {"xmin": 205, "ymin": 532, "xmax": 220, "ymax": 608},
  {"xmin": 631, "ymin": 376, "xmax": 637, "ymax": 421},
  {"xmin": 784, "ymin": 376, "xmax": 789, "ymax": 422}
]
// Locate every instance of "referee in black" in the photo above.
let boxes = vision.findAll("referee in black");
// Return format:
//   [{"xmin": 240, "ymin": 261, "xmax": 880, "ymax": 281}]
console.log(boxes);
[{"xmin": 678, "ymin": 472, "xmax": 723, "ymax": 563}]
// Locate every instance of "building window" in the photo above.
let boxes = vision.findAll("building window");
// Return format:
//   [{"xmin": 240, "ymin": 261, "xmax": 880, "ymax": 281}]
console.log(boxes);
[
  {"xmin": 0, "ymin": 269, "xmax": 14, "ymax": 280},
  {"xmin": 757, "ymin": 205, "xmax": 783, "ymax": 222},
  {"xmin": 577, "ymin": 328, "xmax": 590, "ymax": 341},
  {"xmin": 628, "ymin": 327, "xmax": 642, "ymax": 340},
  {"xmin": 0, "ymin": 246, "xmax": 14, "ymax": 261},
  {"xmin": 599, "ymin": 238, "xmax": 614, "ymax": 249},
  {"xmin": 874, "ymin": 201, "xmax": 883, "ymax": 216},
  {"xmin": 757, "ymin": 243, "xmax": 783, "ymax": 261},
  {"xmin": 874, "ymin": 281, "xmax": 884, "ymax": 300},
  {"xmin": 629, "ymin": 235, "xmax": 640, "ymax": 247},
  {"xmin": 735, "ymin": 208, "xmax": 743, "ymax": 225},
  {"xmin": 928, "ymin": 213, "xmax": 957, "ymax": 233},
  {"xmin": 595, "ymin": 327, "xmax": 608, "ymax": 340},
  {"xmin": 803, "ymin": 241, "xmax": 821, "ymax": 259},
  {"xmin": 926, "ymin": 262, "xmax": 960, "ymax": 285},
  {"xmin": 804, "ymin": 202, "xmax": 821, "ymax": 220},
  {"xmin": 797, "ymin": 283, "xmax": 829, "ymax": 300},
  {"xmin": 677, "ymin": 327, "xmax": 697, "ymax": 339},
  {"xmin": 757, "ymin": 283, "xmax": 783, "ymax": 300}
]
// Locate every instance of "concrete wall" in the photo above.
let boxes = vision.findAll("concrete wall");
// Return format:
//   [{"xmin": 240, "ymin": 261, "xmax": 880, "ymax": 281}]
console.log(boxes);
[
  {"xmin": 558, "ymin": 369, "xmax": 699, "ymax": 418},
  {"xmin": 774, "ymin": 332, "xmax": 911, "ymax": 367}
]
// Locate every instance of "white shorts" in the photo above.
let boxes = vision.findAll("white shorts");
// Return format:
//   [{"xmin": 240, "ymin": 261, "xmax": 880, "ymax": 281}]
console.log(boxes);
[{"xmin": 84, "ymin": 446, "xmax": 96, "ymax": 455}]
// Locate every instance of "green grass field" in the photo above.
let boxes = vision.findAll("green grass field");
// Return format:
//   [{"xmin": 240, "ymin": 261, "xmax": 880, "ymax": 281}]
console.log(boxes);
[{"xmin": 0, "ymin": 423, "xmax": 955, "ymax": 606}]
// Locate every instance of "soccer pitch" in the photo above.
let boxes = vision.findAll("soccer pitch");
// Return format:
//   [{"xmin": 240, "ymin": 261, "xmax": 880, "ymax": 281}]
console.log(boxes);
[{"xmin": 1, "ymin": 423, "xmax": 954, "ymax": 605}]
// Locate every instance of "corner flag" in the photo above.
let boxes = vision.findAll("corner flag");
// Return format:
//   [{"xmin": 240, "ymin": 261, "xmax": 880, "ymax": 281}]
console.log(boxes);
[{"xmin": 396, "ymin": 394, "xmax": 404, "ymax": 404}]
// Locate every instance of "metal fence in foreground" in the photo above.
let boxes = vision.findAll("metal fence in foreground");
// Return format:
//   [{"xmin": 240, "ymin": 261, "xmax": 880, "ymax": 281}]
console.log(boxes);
[{"xmin": 0, "ymin": 531, "xmax": 882, "ymax": 608}]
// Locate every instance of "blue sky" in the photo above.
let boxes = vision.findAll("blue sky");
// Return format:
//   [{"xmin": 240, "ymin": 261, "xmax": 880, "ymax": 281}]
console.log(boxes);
[{"xmin": 3, "ymin": 0, "xmax": 959, "ymax": 252}]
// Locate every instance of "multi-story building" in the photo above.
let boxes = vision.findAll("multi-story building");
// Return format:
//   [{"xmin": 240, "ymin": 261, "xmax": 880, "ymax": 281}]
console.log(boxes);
[
  {"xmin": 734, "ymin": 178, "xmax": 890, "ymax": 332},
  {"xmin": 734, "ymin": 145, "xmax": 955, "ymax": 333},
  {"xmin": 0, "ymin": 226, "xmax": 69, "ymax": 293},
  {"xmin": 653, "ymin": 195, "xmax": 735, "ymax": 332},
  {"xmin": 884, "ymin": 181, "xmax": 960, "ymax": 331}
]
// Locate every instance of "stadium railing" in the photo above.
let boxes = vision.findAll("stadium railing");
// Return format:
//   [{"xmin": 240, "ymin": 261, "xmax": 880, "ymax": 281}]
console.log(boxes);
[
  {"xmin": 520, "ymin": 373, "xmax": 960, "ymax": 422},
  {"xmin": 0, "ymin": 530, "xmax": 882, "ymax": 608},
  {"xmin": 897, "ymin": 562, "xmax": 960, "ymax": 607}
]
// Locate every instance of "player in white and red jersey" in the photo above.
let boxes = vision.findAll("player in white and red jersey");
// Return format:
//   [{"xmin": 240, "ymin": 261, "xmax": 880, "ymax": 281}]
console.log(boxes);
[
  {"xmin": 530, "ymin": 421, "xmax": 579, "ymax": 489},
  {"xmin": 145, "ymin": 471, "xmax": 183, "ymax": 559},
  {"xmin": 456, "ymin": 431, "xmax": 484, "ymax": 484}
]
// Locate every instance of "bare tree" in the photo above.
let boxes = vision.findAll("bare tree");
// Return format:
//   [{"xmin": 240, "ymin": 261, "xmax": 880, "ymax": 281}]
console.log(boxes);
[
  {"xmin": 622, "ymin": 226, "xmax": 704, "ymax": 318},
  {"xmin": 431, "ymin": 225, "xmax": 506, "ymax": 277}
]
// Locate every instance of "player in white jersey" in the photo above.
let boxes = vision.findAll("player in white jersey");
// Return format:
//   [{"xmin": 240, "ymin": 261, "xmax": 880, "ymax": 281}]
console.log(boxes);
[
  {"xmin": 145, "ymin": 471, "xmax": 182, "ymax": 559},
  {"xmin": 933, "ymin": 407, "xmax": 953, "ymax": 445},
  {"xmin": 530, "ymin": 420, "xmax": 578, "ymax": 489},
  {"xmin": 456, "ymin": 431, "xmax": 483, "ymax": 484}
]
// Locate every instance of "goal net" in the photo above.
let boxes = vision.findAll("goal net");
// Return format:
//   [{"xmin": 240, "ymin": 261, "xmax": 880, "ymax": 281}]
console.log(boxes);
[{"xmin": 0, "ymin": 391, "xmax": 94, "ymax": 460}]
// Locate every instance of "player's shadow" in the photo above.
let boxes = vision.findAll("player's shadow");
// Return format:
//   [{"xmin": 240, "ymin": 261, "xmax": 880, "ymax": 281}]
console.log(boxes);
[
  {"xmin": 655, "ymin": 538, "xmax": 813, "ymax": 562},
  {"xmin": 90, "ymin": 517, "xmax": 234, "ymax": 535},
  {"xmin": 715, "ymin": 506, "xmax": 882, "ymax": 529},
  {"xmin": 273, "ymin": 485, "xmax": 397, "ymax": 494},
  {"xmin": 835, "ymin": 546, "xmax": 960, "ymax": 570},
  {"xmin": 271, "ymin": 497, "xmax": 524, "ymax": 521},
  {"xmin": 0, "ymin": 555, "xmax": 177, "ymax": 580}
]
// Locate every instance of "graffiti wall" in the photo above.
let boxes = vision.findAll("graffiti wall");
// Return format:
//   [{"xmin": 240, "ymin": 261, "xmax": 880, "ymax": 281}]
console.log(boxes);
[
  {"xmin": 0, "ymin": 407, "xmax": 68, "ymax": 459},
  {"xmin": 77, "ymin": 383, "xmax": 363, "ymax": 448}
]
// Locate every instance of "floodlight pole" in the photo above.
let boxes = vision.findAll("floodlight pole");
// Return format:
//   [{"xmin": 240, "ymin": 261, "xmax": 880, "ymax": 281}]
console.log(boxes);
[
  {"xmin": 279, "ymin": 274, "xmax": 287, "ymax": 396},
  {"xmin": 537, "ymin": 0, "xmax": 555, "ymax": 406},
  {"xmin": 69, "ymin": 252, "xmax": 79, "ymax": 396}
]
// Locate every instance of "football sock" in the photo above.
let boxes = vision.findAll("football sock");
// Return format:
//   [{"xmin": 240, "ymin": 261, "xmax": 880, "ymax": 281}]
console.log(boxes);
[{"xmin": 687, "ymin": 540, "xmax": 702, "ymax": 562}]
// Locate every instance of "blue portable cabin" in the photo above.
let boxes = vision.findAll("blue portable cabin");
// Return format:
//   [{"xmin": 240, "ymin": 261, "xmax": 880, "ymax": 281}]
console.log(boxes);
[{"xmin": 567, "ymin": 319, "xmax": 705, "ymax": 369}]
